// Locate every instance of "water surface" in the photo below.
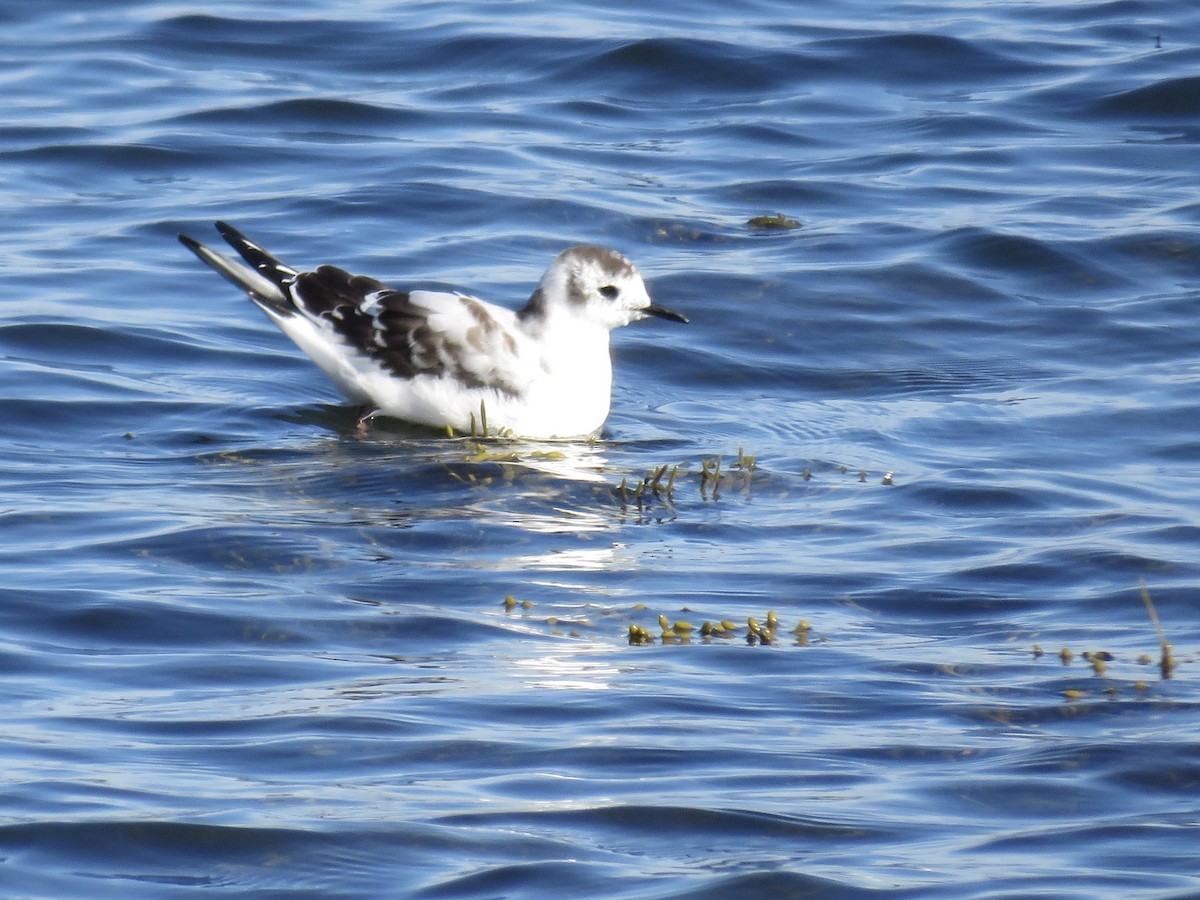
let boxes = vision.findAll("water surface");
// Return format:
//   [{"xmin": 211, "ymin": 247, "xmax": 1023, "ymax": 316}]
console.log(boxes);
[{"xmin": 3, "ymin": 2, "xmax": 1200, "ymax": 896}]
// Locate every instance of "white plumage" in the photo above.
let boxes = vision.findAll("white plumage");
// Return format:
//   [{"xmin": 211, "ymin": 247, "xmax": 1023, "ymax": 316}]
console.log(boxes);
[{"xmin": 179, "ymin": 222, "xmax": 687, "ymax": 439}]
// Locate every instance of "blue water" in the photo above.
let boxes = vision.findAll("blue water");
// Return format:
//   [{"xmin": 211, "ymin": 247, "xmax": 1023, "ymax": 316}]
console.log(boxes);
[{"xmin": 3, "ymin": 1, "xmax": 1200, "ymax": 896}]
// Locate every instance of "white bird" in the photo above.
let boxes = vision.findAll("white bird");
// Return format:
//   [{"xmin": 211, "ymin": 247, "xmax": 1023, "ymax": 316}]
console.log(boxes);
[{"xmin": 178, "ymin": 222, "xmax": 687, "ymax": 439}]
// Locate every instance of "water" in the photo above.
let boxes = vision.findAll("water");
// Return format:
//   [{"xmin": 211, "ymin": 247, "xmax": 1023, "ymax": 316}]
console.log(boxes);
[{"xmin": 3, "ymin": 1, "xmax": 1200, "ymax": 896}]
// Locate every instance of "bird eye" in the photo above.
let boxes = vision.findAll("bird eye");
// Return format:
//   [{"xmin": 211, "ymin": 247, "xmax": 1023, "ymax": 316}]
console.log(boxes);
[{"xmin": 599, "ymin": 285, "xmax": 619, "ymax": 300}]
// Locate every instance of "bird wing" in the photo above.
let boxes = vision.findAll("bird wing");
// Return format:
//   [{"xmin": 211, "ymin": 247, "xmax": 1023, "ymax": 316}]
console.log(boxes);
[
  {"xmin": 288, "ymin": 265, "xmax": 535, "ymax": 396},
  {"xmin": 180, "ymin": 222, "xmax": 539, "ymax": 398}
]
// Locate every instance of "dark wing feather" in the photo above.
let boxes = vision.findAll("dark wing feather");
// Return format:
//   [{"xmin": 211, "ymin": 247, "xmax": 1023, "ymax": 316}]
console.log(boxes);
[
  {"xmin": 289, "ymin": 265, "xmax": 526, "ymax": 394},
  {"xmin": 192, "ymin": 222, "xmax": 532, "ymax": 395}
]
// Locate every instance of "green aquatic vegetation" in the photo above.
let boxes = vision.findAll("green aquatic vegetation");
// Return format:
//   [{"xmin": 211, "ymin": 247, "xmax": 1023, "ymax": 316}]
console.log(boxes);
[
  {"xmin": 746, "ymin": 611, "xmax": 781, "ymax": 645},
  {"xmin": 616, "ymin": 463, "xmax": 683, "ymax": 511},
  {"xmin": 1140, "ymin": 581, "xmax": 1175, "ymax": 679},
  {"xmin": 628, "ymin": 623, "xmax": 655, "ymax": 645},
  {"xmin": 1082, "ymin": 650, "xmax": 1113, "ymax": 677},
  {"xmin": 747, "ymin": 213, "xmax": 802, "ymax": 230},
  {"xmin": 1030, "ymin": 585, "xmax": 1188, "ymax": 705},
  {"xmin": 449, "ymin": 398, "xmax": 513, "ymax": 441},
  {"xmin": 465, "ymin": 399, "xmax": 488, "ymax": 439},
  {"xmin": 626, "ymin": 609, "xmax": 809, "ymax": 648},
  {"xmin": 463, "ymin": 446, "xmax": 522, "ymax": 463},
  {"xmin": 607, "ymin": 450, "xmax": 897, "ymax": 515},
  {"xmin": 699, "ymin": 449, "xmax": 762, "ymax": 499},
  {"xmin": 699, "ymin": 456, "xmax": 721, "ymax": 498},
  {"xmin": 793, "ymin": 619, "xmax": 811, "ymax": 646},
  {"xmin": 545, "ymin": 614, "xmax": 591, "ymax": 638}
]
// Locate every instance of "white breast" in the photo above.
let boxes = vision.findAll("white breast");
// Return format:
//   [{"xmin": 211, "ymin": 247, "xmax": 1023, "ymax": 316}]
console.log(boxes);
[{"xmin": 508, "ymin": 319, "xmax": 614, "ymax": 438}]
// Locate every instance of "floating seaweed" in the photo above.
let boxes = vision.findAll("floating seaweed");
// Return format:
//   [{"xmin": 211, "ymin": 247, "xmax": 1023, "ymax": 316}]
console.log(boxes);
[
  {"xmin": 502, "ymin": 595, "xmax": 534, "ymax": 612},
  {"xmin": 747, "ymin": 213, "xmax": 802, "ymax": 230},
  {"xmin": 1029, "ymin": 584, "xmax": 1188, "ymax": 704},
  {"xmin": 1140, "ymin": 581, "xmax": 1174, "ymax": 679},
  {"xmin": 608, "ymin": 454, "xmax": 899, "ymax": 522},
  {"xmin": 625, "ymin": 609, "xmax": 806, "ymax": 648}
]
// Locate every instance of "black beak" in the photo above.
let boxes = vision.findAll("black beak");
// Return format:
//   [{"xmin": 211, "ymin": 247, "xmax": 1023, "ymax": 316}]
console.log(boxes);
[{"xmin": 643, "ymin": 303, "xmax": 689, "ymax": 324}]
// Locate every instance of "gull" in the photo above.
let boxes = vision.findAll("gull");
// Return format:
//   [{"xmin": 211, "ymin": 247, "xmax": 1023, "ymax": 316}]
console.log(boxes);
[{"xmin": 178, "ymin": 222, "xmax": 687, "ymax": 439}]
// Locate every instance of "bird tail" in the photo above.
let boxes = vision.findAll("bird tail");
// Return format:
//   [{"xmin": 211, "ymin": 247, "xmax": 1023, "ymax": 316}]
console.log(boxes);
[{"xmin": 177, "ymin": 221, "xmax": 298, "ymax": 315}]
